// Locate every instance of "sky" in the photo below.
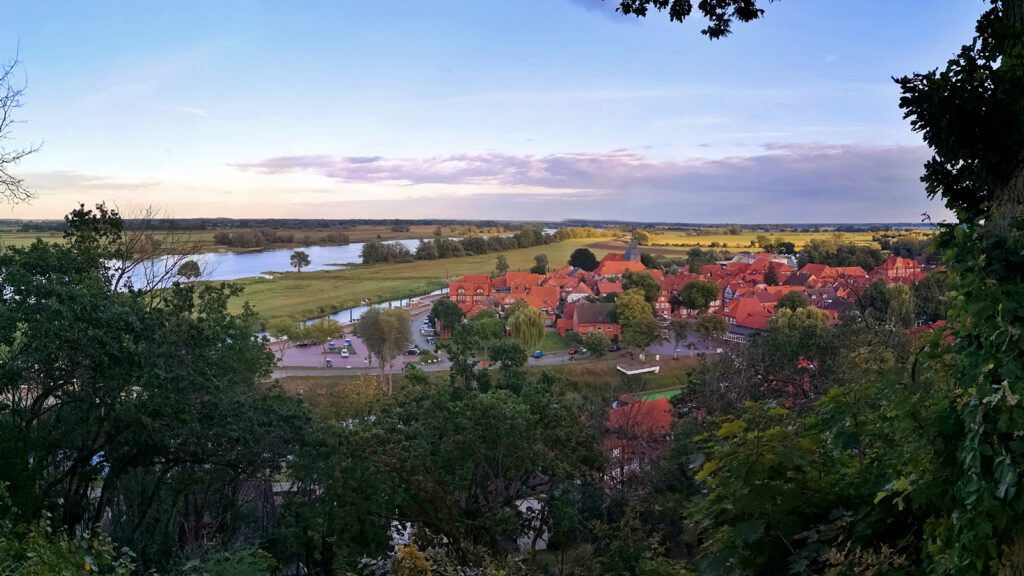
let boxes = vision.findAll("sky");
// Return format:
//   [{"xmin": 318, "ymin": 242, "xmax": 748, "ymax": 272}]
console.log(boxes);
[{"xmin": 3, "ymin": 0, "xmax": 985, "ymax": 223}]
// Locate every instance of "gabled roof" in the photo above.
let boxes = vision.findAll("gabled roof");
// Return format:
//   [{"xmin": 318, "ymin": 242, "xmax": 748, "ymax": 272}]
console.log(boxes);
[
  {"xmin": 798, "ymin": 263, "xmax": 831, "ymax": 278},
  {"xmin": 597, "ymin": 280, "xmax": 623, "ymax": 295},
  {"xmin": 597, "ymin": 260, "xmax": 647, "ymax": 277},
  {"xmin": 575, "ymin": 301, "xmax": 616, "ymax": 324}
]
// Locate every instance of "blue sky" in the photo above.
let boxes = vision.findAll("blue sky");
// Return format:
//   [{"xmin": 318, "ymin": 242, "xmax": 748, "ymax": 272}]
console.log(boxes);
[{"xmin": 5, "ymin": 0, "xmax": 983, "ymax": 222}]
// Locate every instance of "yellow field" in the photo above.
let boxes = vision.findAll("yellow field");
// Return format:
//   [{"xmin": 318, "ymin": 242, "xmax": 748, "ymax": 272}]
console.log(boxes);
[
  {"xmin": 231, "ymin": 238, "xmax": 610, "ymax": 322},
  {"xmin": 642, "ymin": 230, "xmax": 881, "ymax": 251}
]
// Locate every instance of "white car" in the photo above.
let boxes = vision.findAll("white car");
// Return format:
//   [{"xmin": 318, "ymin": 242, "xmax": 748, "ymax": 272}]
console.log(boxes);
[{"xmin": 340, "ymin": 349, "xmax": 350, "ymax": 358}]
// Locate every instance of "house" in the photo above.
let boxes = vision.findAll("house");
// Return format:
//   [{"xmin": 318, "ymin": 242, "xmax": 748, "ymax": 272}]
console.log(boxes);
[
  {"xmin": 595, "ymin": 259, "xmax": 647, "ymax": 277},
  {"xmin": 596, "ymin": 279, "xmax": 623, "ymax": 296},
  {"xmin": 872, "ymin": 255, "xmax": 926, "ymax": 283},
  {"xmin": 720, "ymin": 295, "xmax": 774, "ymax": 334},
  {"xmin": 572, "ymin": 301, "xmax": 620, "ymax": 339},
  {"xmin": 605, "ymin": 397, "xmax": 673, "ymax": 486},
  {"xmin": 449, "ymin": 274, "xmax": 493, "ymax": 310},
  {"xmin": 565, "ymin": 282, "xmax": 594, "ymax": 303}
]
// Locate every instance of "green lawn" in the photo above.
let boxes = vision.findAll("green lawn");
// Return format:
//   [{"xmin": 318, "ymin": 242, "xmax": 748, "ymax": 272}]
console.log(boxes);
[
  {"xmin": 538, "ymin": 331, "xmax": 578, "ymax": 353},
  {"xmin": 232, "ymin": 238, "xmax": 611, "ymax": 323}
]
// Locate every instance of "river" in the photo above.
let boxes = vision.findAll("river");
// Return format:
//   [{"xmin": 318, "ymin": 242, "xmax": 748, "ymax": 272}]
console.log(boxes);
[{"xmin": 152, "ymin": 239, "xmax": 423, "ymax": 282}]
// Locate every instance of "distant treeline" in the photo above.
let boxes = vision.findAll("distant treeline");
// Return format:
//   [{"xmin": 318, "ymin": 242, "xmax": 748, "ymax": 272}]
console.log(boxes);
[
  {"xmin": 360, "ymin": 226, "xmax": 613, "ymax": 265},
  {"xmin": 362, "ymin": 228, "xmax": 554, "ymax": 265},
  {"xmin": 213, "ymin": 229, "xmax": 351, "ymax": 249}
]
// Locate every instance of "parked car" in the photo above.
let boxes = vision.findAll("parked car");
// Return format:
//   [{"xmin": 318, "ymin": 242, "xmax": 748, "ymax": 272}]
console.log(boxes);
[
  {"xmin": 324, "ymin": 358, "xmax": 334, "ymax": 368},
  {"xmin": 426, "ymin": 336, "xmax": 435, "ymax": 344},
  {"xmin": 328, "ymin": 341, "xmax": 337, "ymax": 351},
  {"xmin": 344, "ymin": 338, "xmax": 353, "ymax": 346},
  {"xmin": 533, "ymin": 350, "xmax": 544, "ymax": 359},
  {"xmin": 609, "ymin": 344, "xmax": 622, "ymax": 352},
  {"xmin": 568, "ymin": 348, "xmax": 577, "ymax": 355},
  {"xmin": 340, "ymin": 349, "xmax": 350, "ymax": 358},
  {"xmin": 405, "ymin": 347, "xmax": 421, "ymax": 356}
]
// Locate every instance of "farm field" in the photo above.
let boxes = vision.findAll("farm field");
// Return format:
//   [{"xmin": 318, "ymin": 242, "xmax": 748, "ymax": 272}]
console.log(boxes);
[
  {"xmin": 643, "ymin": 230, "xmax": 882, "ymax": 250},
  {"xmin": 231, "ymin": 238, "xmax": 611, "ymax": 323}
]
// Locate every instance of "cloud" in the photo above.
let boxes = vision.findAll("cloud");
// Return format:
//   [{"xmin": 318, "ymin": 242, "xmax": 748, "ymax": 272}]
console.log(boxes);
[
  {"xmin": 23, "ymin": 171, "xmax": 160, "ymax": 191},
  {"xmin": 233, "ymin": 144, "xmax": 944, "ymax": 223},
  {"xmin": 176, "ymin": 106, "xmax": 210, "ymax": 119}
]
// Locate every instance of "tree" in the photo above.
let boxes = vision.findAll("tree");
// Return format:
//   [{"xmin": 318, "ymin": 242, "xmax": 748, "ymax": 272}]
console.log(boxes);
[
  {"xmin": 695, "ymin": 314, "xmax": 727, "ymax": 346},
  {"xmin": 430, "ymin": 298, "xmax": 464, "ymax": 337},
  {"xmin": 266, "ymin": 317, "xmax": 302, "ymax": 365},
  {"xmin": 307, "ymin": 316, "xmax": 344, "ymax": 355},
  {"xmin": 495, "ymin": 253, "xmax": 509, "ymax": 276},
  {"xmin": 676, "ymin": 280, "xmax": 720, "ymax": 315},
  {"xmin": 0, "ymin": 53, "xmax": 40, "ymax": 203},
  {"xmin": 286, "ymin": 377, "xmax": 602, "ymax": 570},
  {"xmin": 776, "ymin": 290, "xmax": 810, "ymax": 312},
  {"xmin": 615, "ymin": 288, "xmax": 653, "ymax": 326},
  {"xmin": 569, "ymin": 247, "xmax": 599, "ymax": 271},
  {"xmin": 530, "ymin": 253, "xmax": 549, "ymax": 274},
  {"xmin": 669, "ymin": 318, "xmax": 690, "ymax": 359},
  {"xmin": 640, "ymin": 252, "xmax": 661, "ymax": 270},
  {"xmin": 763, "ymin": 263, "xmax": 779, "ymax": 286},
  {"xmin": 622, "ymin": 270, "xmax": 661, "ymax": 304},
  {"xmin": 0, "ymin": 207, "xmax": 309, "ymax": 569},
  {"xmin": 177, "ymin": 259, "xmax": 202, "ymax": 281},
  {"xmin": 913, "ymin": 271, "xmax": 949, "ymax": 324},
  {"xmin": 290, "ymin": 250, "xmax": 311, "ymax": 272},
  {"xmin": 507, "ymin": 306, "xmax": 545, "ymax": 351},
  {"xmin": 621, "ymin": 314, "xmax": 663, "ymax": 355},
  {"xmin": 583, "ymin": 331, "xmax": 609, "ymax": 358},
  {"xmin": 633, "ymin": 229, "xmax": 652, "ymax": 246},
  {"xmin": 356, "ymin": 307, "xmax": 411, "ymax": 392}
]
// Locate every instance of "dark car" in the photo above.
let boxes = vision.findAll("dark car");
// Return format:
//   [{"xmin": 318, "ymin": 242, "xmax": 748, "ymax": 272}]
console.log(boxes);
[
  {"xmin": 609, "ymin": 344, "xmax": 622, "ymax": 352},
  {"xmin": 405, "ymin": 347, "xmax": 421, "ymax": 355}
]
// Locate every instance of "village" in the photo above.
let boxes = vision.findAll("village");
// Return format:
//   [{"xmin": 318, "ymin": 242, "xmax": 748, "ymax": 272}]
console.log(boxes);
[{"xmin": 446, "ymin": 238, "xmax": 935, "ymax": 344}]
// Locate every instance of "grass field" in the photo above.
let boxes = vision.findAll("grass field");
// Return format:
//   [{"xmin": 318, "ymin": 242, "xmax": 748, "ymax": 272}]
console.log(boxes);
[
  {"xmin": 275, "ymin": 355, "xmax": 696, "ymax": 399},
  {"xmin": 232, "ymin": 238, "xmax": 612, "ymax": 323}
]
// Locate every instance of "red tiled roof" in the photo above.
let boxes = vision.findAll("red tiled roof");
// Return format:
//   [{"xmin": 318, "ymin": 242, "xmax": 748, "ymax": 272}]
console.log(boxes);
[
  {"xmin": 607, "ymin": 397, "xmax": 673, "ymax": 437},
  {"xmin": 597, "ymin": 260, "xmax": 647, "ymax": 277}
]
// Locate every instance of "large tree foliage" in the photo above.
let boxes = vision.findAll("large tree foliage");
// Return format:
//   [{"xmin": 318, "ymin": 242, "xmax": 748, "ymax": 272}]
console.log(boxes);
[
  {"xmin": 569, "ymin": 247, "xmax": 599, "ymax": 271},
  {"xmin": 896, "ymin": 1, "xmax": 1024, "ymax": 570},
  {"xmin": 0, "ymin": 208, "xmax": 308, "ymax": 570},
  {"xmin": 674, "ymin": 280, "xmax": 720, "ymax": 315},
  {"xmin": 281, "ymin": 373, "xmax": 603, "ymax": 571},
  {"xmin": 622, "ymin": 270, "xmax": 661, "ymax": 304},
  {"xmin": 356, "ymin": 306, "xmax": 411, "ymax": 391},
  {"xmin": 506, "ymin": 306, "xmax": 545, "ymax": 351}
]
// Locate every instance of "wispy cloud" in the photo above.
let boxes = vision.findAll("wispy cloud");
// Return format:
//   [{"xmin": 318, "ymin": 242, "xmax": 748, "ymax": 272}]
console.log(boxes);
[
  {"xmin": 233, "ymin": 144, "xmax": 943, "ymax": 222},
  {"xmin": 24, "ymin": 171, "xmax": 161, "ymax": 191},
  {"xmin": 175, "ymin": 106, "xmax": 210, "ymax": 119}
]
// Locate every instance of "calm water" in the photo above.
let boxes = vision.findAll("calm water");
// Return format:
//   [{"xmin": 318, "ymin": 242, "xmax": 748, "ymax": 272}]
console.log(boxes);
[{"xmin": 143, "ymin": 239, "xmax": 422, "ymax": 283}]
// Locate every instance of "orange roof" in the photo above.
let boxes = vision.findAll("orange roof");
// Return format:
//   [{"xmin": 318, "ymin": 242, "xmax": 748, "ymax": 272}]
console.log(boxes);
[
  {"xmin": 607, "ymin": 398, "xmax": 673, "ymax": 437},
  {"xmin": 461, "ymin": 274, "xmax": 492, "ymax": 284},
  {"xmin": 597, "ymin": 280, "xmax": 623, "ymax": 294},
  {"xmin": 798, "ymin": 263, "xmax": 831, "ymax": 278},
  {"xmin": 722, "ymin": 296, "xmax": 773, "ymax": 331},
  {"xmin": 597, "ymin": 260, "xmax": 647, "ymax": 277}
]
